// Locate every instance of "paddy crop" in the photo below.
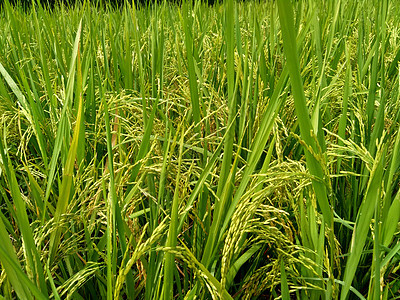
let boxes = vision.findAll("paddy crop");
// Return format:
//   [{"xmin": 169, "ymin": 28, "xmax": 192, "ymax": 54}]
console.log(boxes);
[{"xmin": 0, "ymin": 0, "xmax": 399, "ymax": 298}]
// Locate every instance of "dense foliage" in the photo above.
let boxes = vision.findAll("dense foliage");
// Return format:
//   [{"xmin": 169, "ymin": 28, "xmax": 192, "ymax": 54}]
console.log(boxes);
[
  {"xmin": 0, "ymin": 0, "xmax": 399, "ymax": 299},
  {"xmin": 3, "ymin": 0, "xmax": 219, "ymax": 10}
]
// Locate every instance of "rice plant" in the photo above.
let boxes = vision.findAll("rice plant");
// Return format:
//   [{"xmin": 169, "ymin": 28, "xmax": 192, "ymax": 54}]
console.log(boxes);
[{"xmin": 0, "ymin": 0, "xmax": 399, "ymax": 299}]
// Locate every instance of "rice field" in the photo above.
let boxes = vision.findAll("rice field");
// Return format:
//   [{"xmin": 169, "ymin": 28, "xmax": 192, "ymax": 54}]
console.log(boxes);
[{"xmin": 0, "ymin": 0, "xmax": 399, "ymax": 298}]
